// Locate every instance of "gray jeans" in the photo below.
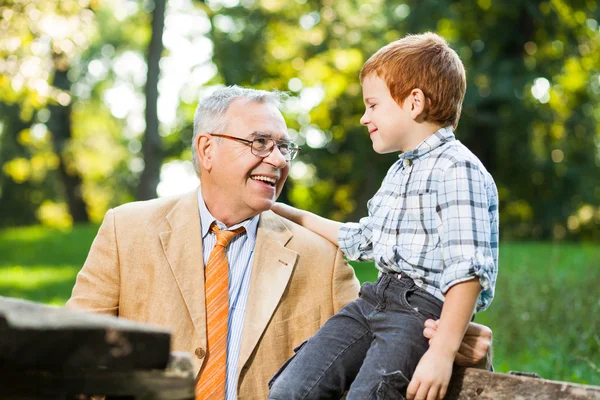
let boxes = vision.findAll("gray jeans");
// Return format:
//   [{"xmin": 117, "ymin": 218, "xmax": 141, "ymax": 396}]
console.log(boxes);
[{"xmin": 268, "ymin": 273, "xmax": 443, "ymax": 400}]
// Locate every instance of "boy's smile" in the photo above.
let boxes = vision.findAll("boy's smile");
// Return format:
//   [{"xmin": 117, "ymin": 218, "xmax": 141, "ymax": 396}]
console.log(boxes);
[{"xmin": 360, "ymin": 74, "xmax": 412, "ymax": 154}]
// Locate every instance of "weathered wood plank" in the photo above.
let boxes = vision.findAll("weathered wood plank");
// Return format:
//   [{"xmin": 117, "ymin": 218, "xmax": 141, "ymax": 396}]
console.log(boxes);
[
  {"xmin": 0, "ymin": 296, "xmax": 171, "ymax": 371},
  {"xmin": 0, "ymin": 368, "xmax": 195, "ymax": 400},
  {"xmin": 447, "ymin": 368, "xmax": 600, "ymax": 399}
]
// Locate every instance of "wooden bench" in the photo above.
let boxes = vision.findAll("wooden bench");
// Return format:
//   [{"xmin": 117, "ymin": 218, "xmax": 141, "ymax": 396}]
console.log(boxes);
[
  {"xmin": 1, "ymin": 296, "xmax": 599, "ymax": 399},
  {"xmin": 0, "ymin": 296, "xmax": 195, "ymax": 399}
]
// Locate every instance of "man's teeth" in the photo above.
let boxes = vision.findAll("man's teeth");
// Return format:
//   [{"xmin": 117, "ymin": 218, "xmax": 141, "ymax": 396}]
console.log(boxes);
[{"xmin": 252, "ymin": 175, "xmax": 276, "ymax": 185}]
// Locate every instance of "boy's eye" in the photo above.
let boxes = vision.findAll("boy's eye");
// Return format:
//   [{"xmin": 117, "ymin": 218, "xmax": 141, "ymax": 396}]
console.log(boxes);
[{"xmin": 369, "ymin": 104, "xmax": 376, "ymax": 109}]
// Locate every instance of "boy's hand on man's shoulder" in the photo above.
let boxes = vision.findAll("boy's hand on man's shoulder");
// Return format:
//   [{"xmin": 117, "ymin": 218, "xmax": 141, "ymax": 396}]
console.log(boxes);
[
  {"xmin": 423, "ymin": 319, "xmax": 492, "ymax": 367},
  {"xmin": 271, "ymin": 202, "xmax": 304, "ymax": 224}
]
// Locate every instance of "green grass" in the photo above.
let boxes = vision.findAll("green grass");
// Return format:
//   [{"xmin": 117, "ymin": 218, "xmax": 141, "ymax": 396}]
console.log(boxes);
[
  {"xmin": 0, "ymin": 225, "xmax": 98, "ymax": 305},
  {"xmin": 1, "ymin": 225, "xmax": 599, "ymax": 385}
]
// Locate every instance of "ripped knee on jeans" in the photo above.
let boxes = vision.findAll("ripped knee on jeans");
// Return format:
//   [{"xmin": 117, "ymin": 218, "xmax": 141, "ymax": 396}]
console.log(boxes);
[{"xmin": 376, "ymin": 370, "xmax": 410, "ymax": 400}]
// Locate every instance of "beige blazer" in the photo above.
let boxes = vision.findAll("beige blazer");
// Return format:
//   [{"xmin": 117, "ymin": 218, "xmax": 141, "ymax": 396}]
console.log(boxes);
[{"xmin": 66, "ymin": 189, "xmax": 360, "ymax": 399}]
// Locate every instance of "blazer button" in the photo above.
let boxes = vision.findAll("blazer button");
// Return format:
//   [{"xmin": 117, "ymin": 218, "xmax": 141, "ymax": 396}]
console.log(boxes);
[{"xmin": 195, "ymin": 347, "xmax": 206, "ymax": 359}]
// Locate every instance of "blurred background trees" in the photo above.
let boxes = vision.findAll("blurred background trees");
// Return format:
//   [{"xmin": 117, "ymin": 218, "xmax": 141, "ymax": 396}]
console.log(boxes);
[{"xmin": 1, "ymin": 0, "xmax": 599, "ymax": 238}]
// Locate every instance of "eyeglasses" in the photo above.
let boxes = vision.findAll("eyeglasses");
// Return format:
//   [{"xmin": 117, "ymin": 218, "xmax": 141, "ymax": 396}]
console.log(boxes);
[{"xmin": 210, "ymin": 133, "xmax": 301, "ymax": 161}]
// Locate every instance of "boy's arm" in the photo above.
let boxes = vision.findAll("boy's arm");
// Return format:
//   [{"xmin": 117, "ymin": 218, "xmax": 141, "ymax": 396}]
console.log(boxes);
[
  {"xmin": 272, "ymin": 202, "xmax": 375, "ymax": 261},
  {"xmin": 407, "ymin": 279, "xmax": 481, "ymax": 400},
  {"xmin": 271, "ymin": 203, "xmax": 342, "ymax": 245}
]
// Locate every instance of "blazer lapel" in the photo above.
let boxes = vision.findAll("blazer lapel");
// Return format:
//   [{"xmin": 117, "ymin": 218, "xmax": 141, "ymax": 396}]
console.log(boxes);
[
  {"xmin": 159, "ymin": 188, "xmax": 207, "ymax": 342},
  {"xmin": 237, "ymin": 211, "xmax": 298, "ymax": 375}
]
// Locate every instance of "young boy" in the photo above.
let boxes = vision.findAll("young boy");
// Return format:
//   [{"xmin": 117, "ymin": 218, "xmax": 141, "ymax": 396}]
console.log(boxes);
[{"xmin": 268, "ymin": 32, "xmax": 498, "ymax": 400}]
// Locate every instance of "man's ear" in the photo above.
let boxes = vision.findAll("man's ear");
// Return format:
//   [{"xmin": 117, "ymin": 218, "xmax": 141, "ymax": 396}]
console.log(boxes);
[
  {"xmin": 196, "ymin": 134, "xmax": 214, "ymax": 172},
  {"xmin": 407, "ymin": 89, "xmax": 429, "ymax": 121}
]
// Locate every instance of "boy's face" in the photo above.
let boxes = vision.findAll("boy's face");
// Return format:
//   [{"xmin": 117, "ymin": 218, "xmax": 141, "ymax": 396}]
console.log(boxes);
[{"xmin": 360, "ymin": 74, "xmax": 414, "ymax": 154}]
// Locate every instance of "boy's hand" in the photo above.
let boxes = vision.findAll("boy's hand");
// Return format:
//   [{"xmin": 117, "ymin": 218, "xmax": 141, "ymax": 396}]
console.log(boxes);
[
  {"xmin": 271, "ymin": 202, "xmax": 343, "ymax": 245},
  {"xmin": 271, "ymin": 202, "xmax": 305, "ymax": 225},
  {"xmin": 406, "ymin": 347, "xmax": 453, "ymax": 400},
  {"xmin": 423, "ymin": 319, "xmax": 492, "ymax": 366}
]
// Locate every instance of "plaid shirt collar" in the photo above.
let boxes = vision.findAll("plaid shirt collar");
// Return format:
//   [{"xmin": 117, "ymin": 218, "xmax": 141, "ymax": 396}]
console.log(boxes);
[{"xmin": 398, "ymin": 126, "xmax": 455, "ymax": 163}]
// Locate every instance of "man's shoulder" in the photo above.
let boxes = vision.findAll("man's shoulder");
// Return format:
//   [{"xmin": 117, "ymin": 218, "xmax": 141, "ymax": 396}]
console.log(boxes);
[
  {"xmin": 262, "ymin": 210, "xmax": 339, "ymax": 255},
  {"xmin": 110, "ymin": 191, "xmax": 195, "ymax": 224}
]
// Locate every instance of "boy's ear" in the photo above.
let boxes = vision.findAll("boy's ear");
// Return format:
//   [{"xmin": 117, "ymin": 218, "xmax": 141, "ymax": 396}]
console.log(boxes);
[
  {"xmin": 196, "ymin": 133, "xmax": 214, "ymax": 172},
  {"xmin": 407, "ymin": 89, "xmax": 429, "ymax": 121}
]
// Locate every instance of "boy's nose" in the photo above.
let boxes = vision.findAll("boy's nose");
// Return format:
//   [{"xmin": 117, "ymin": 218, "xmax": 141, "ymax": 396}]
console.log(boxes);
[{"xmin": 360, "ymin": 112, "xmax": 369, "ymax": 126}]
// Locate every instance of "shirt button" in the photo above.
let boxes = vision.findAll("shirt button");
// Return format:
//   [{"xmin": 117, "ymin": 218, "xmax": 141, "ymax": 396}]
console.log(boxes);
[
  {"xmin": 405, "ymin": 159, "xmax": 412, "ymax": 166},
  {"xmin": 195, "ymin": 347, "xmax": 206, "ymax": 359},
  {"xmin": 415, "ymin": 279, "xmax": 423, "ymax": 286}
]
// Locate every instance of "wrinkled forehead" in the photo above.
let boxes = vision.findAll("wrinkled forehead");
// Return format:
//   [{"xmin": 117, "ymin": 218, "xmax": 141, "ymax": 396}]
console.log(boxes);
[{"xmin": 226, "ymin": 99, "xmax": 289, "ymax": 140}]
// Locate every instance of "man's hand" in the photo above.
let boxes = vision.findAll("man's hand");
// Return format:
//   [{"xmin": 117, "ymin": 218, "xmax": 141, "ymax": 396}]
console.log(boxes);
[
  {"xmin": 423, "ymin": 319, "xmax": 492, "ymax": 367},
  {"xmin": 406, "ymin": 347, "xmax": 453, "ymax": 400}
]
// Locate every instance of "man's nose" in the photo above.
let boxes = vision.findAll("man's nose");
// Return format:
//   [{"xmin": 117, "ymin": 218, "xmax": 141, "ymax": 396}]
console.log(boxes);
[{"xmin": 264, "ymin": 145, "xmax": 288, "ymax": 168}]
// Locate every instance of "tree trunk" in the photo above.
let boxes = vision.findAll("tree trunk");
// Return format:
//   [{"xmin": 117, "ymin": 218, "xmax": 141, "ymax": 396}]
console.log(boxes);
[
  {"xmin": 47, "ymin": 56, "xmax": 90, "ymax": 223},
  {"xmin": 0, "ymin": 104, "xmax": 38, "ymax": 227},
  {"xmin": 138, "ymin": 0, "xmax": 167, "ymax": 200}
]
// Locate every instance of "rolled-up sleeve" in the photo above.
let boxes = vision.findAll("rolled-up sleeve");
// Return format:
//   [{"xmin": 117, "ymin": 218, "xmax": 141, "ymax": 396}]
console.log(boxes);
[
  {"xmin": 438, "ymin": 161, "xmax": 498, "ymax": 312},
  {"xmin": 338, "ymin": 216, "xmax": 374, "ymax": 261}
]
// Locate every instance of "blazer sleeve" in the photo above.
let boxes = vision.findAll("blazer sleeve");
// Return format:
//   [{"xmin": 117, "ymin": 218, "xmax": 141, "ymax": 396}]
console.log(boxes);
[
  {"xmin": 332, "ymin": 249, "xmax": 360, "ymax": 313},
  {"xmin": 66, "ymin": 209, "xmax": 120, "ymax": 315}
]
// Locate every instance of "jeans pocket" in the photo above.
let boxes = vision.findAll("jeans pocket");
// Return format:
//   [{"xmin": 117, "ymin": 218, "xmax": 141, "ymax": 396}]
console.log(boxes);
[
  {"xmin": 401, "ymin": 286, "xmax": 442, "ymax": 323},
  {"xmin": 268, "ymin": 339, "xmax": 309, "ymax": 389},
  {"xmin": 375, "ymin": 370, "xmax": 410, "ymax": 400}
]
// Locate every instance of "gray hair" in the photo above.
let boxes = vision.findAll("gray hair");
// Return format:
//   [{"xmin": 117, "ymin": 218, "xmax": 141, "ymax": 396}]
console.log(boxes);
[{"xmin": 191, "ymin": 85, "xmax": 288, "ymax": 176}]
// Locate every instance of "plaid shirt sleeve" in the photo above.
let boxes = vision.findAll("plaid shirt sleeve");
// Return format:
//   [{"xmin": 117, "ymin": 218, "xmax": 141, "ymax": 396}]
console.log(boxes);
[
  {"xmin": 438, "ymin": 160, "xmax": 498, "ymax": 311},
  {"xmin": 338, "ymin": 215, "xmax": 374, "ymax": 261},
  {"xmin": 338, "ymin": 170, "xmax": 394, "ymax": 261}
]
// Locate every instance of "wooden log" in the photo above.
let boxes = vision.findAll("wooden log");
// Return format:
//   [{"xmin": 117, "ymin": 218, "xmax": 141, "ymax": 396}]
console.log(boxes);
[
  {"xmin": 446, "ymin": 368, "xmax": 600, "ymax": 399},
  {"xmin": 0, "ymin": 353, "xmax": 195, "ymax": 400},
  {"xmin": 0, "ymin": 368, "xmax": 195, "ymax": 400},
  {"xmin": 0, "ymin": 296, "xmax": 171, "ymax": 371}
]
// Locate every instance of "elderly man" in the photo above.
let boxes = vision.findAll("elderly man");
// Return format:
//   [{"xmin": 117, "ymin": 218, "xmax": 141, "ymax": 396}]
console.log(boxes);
[{"xmin": 67, "ymin": 86, "xmax": 491, "ymax": 400}]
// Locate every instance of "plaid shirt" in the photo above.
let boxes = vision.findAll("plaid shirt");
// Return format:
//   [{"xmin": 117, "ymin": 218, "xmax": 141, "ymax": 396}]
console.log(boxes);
[{"xmin": 339, "ymin": 126, "xmax": 499, "ymax": 312}]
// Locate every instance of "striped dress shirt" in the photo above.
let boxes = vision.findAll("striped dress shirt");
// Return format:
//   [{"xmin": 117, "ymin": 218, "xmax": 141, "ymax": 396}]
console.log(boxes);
[
  {"xmin": 198, "ymin": 191, "xmax": 259, "ymax": 400},
  {"xmin": 339, "ymin": 126, "xmax": 499, "ymax": 312}
]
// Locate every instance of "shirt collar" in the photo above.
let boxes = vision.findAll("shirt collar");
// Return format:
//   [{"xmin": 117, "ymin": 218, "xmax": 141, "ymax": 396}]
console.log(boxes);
[
  {"xmin": 197, "ymin": 189, "xmax": 260, "ymax": 246},
  {"xmin": 398, "ymin": 126, "xmax": 455, "ymax": 162}
]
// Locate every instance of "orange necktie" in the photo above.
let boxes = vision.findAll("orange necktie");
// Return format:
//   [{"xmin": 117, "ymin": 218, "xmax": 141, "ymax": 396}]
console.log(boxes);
[{"xmin": 195, "ymin": 223, "xmax": 245, "ymax": 400}]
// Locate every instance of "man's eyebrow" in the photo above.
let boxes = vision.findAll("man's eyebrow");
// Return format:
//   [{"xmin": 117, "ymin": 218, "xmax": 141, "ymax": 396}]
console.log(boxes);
[
  {"xmin": 250, "ymin": 131, "xmax": 292, "ymax": 142},
  {"xmin": 250, "ymin": 131, "xmax": 271, "ymax": 138}
]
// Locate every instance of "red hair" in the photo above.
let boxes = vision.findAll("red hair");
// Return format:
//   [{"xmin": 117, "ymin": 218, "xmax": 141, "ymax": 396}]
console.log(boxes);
[{"xmin": 360, "ymin": 32, "xmax": 466, "ymax": 129}]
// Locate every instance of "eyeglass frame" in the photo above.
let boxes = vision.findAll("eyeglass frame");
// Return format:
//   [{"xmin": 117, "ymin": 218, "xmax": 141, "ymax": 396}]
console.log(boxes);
[{"xmin": 209, "ymin": 132, "xmax": 301, "ymax": 161}]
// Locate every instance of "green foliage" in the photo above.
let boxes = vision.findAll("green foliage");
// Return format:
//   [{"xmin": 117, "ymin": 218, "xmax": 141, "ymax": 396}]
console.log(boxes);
[{"xmin": 0, "ymin": 0, "xmax": 152, "ymax": 227}]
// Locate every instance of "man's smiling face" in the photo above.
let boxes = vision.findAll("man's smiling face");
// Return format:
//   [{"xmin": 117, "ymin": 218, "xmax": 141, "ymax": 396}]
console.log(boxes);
[{"xmin": 201, "ymin": 99, "xmax": 290, "ymax": 225}]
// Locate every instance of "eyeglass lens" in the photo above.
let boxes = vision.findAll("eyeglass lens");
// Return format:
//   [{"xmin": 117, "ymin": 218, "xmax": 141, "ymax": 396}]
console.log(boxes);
[{"xmin": 252, "ymin": 138, "xmax": 298, "ymax": 160}]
